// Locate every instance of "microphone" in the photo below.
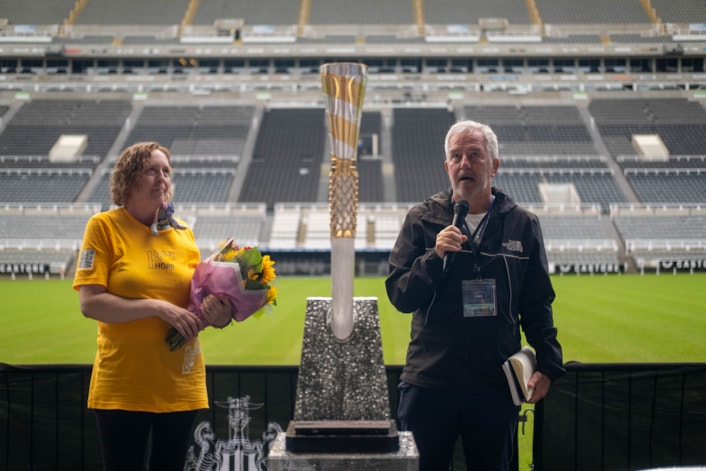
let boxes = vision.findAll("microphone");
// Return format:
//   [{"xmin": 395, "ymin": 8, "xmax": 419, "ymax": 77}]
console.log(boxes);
[{"xmin": 443, "ymin": 199, "xmax": 469, "ymax": 273}]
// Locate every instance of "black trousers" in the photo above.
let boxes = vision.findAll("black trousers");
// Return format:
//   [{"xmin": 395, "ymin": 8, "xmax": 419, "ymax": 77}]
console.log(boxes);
[
  {"xmin": 94, "ymin": 409, "xmax": 199, "ymax": 471},
  {"xmin": 397, "ymin": 381, "xmax": 519, "ymax": 471}
]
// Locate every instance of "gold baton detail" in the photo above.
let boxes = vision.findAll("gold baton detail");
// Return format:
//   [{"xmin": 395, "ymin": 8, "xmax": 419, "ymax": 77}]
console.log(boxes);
[{"xmin": 321, "ymin": 63, "xmax": 367, "ymax": 240}]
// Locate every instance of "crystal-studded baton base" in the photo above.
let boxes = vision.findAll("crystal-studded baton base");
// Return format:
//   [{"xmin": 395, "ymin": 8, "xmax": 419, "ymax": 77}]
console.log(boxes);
[{"xmin": 293, "ymin": 297, "xmax": 389, "ymax": 422}]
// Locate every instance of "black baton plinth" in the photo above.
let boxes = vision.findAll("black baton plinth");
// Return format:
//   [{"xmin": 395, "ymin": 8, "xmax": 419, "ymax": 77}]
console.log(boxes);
[{"xmin": 285, "ymin": 420, "xmax": 399, "ymax": 453}]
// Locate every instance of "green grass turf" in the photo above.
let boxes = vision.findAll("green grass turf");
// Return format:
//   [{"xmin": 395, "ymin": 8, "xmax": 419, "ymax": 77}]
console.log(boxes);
[
  {"xmin": 2, "ymin": 273, "xmax": 705, "ymax": 469},
  {"xmin": 1, "ymin": 274, "xmax": 704, "ymax": 365}
]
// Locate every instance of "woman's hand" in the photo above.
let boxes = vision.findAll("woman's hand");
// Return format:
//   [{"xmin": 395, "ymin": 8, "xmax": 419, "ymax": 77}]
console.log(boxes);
[
  {"xmin": 157, "ymin": 302, "xmax": 204, "ymax": 340},
  {"xmin": 78, "ymin": 284, "xmax": 204, "ymax": 340},
  {"xmin": 200, "ymin": 294, "xmax": 232, "ymax": 328}
]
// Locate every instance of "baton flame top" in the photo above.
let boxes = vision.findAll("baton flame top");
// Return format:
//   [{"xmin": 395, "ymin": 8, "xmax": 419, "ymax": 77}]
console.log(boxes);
[{"xmin": 321, "ymin": 63, "xmax": 367, "ymax": 161}]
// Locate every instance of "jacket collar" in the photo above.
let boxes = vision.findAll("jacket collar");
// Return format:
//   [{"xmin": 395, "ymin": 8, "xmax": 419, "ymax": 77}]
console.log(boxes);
[{"xmin": 427, "ymin": 187, "xmax": 516, "ymax": 217}]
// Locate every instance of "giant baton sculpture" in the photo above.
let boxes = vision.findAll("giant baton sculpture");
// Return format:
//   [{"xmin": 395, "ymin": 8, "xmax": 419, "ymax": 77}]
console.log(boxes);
[
  {"xmin": 272, "ymin": 62, "xmax": 416, "ymax": 462},
  {"xmin": 322, "ymin": 62, "xmax": 367, "ymax": 341}
]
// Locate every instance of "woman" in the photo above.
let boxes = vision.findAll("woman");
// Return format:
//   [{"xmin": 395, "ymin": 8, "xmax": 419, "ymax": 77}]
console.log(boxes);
[{"xmin": 73, "ymin": 142, "xmax": 231, "ymax": 470}]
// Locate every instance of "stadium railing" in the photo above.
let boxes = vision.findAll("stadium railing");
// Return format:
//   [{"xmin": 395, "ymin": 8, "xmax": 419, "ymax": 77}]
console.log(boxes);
[{"xmin": 533, "ymin": 362, "xmax": 706, "ymax": 471}]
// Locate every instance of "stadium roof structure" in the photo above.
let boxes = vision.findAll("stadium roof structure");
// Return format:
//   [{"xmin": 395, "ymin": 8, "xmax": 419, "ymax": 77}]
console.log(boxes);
[{"xmin": 0, "ymin": 0, "xmax": 704, "ymax": 94}]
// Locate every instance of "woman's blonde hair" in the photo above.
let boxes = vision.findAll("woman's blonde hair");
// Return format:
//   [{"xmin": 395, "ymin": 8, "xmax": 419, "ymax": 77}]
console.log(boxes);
[{"xmin": 110, "ymin": 142, "xmax": 171, "ymax": 206}]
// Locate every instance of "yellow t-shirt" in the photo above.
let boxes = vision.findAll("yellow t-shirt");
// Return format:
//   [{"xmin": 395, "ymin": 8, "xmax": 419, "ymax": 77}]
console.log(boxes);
[{"xmin": 73, "ymin": 207, "xmax": 208, "ymax": 412}]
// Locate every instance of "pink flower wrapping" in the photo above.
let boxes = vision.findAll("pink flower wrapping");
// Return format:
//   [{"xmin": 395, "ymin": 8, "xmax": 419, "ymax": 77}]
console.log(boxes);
[
  {"xmin": 189, "ymin": 259, "xmax": 268, "ymax": 323},
  {"xmin": 165, "ymin": 239, "xmax": 277, "ymax": 351}
]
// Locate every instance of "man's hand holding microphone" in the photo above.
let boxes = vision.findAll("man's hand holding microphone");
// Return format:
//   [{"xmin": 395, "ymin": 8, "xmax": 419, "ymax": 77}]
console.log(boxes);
[{"xmin": 438, "ymin": 200, "xmax": 469, "ymax": 272}]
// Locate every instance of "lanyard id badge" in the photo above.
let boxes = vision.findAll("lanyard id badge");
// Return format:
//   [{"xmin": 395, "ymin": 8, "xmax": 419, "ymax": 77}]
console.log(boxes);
[{"xmin": 462, "ymin": 279, "xmax": 497, "ymax": 317}]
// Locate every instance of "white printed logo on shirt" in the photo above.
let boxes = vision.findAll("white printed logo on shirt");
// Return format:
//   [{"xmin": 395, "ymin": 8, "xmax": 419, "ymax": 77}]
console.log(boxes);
[
  {"xmin": 182, "ymin": 343, "xmax": 201, "ymax": 374},
  {"xmin": 502, "ymin": 240, "xmax": 523, "ymax": 253}
]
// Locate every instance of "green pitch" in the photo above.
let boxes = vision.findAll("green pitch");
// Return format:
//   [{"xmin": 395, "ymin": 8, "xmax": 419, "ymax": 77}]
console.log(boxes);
[{"xmin": 1, "ymin": 274, "xmax": 704, "ymax": 365}]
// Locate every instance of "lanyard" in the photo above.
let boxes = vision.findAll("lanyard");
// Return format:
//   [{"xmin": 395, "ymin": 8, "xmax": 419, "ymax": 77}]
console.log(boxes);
[{"xmin": 463, "ymin": 197, "xmax": 495, "ymax": 277}]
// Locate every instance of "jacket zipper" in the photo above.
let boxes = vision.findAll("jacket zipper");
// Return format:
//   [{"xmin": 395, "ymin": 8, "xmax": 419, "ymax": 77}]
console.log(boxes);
[{"xmin": 424, "ymin": 290, "xmax": 439, "ymax": 326}]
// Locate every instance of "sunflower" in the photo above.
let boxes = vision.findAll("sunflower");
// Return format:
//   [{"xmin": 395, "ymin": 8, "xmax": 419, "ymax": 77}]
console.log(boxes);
[
  {"xmin": 265, "ymin": 285, "xmax": 278, "ymax": 305},
  {"xmin": 212, "ymin": 239, "xmax": 277, "ymax": 306},
  {"xmin": 259, "ymin": 255, "xmax": 276, "ymax": 285}
]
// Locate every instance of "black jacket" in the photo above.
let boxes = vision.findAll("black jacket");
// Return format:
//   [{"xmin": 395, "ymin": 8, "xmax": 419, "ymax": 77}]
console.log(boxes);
[{"xmin": 386, "ymin": 187, "xmax": 564, "ymax": 392}]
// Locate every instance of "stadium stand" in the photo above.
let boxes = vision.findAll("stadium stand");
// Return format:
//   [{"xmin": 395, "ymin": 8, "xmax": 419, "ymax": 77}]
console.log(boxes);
[
  {"xmin": 391, "ymin": 108, "xmax": 457, "ymax": 202},
  {"xmin": 464, "ymin": 104, "xmax": 598, "ymax": 155},
  {"xmin": 75, "ymin": 0, "xmax": 190, "ymax": 26},
  {"xmin": 184, "ymin": 203, "xmax": 267, "ymax": 252},
  {"xmin": 625, "ymin": 172, "xmax": 705, "ymax": 204},
  {"xmin": 0, "ymin": 99, "xmax": 132, "ymax": 156},
  {"xmin": 424, "ymin": 0, "xmax": 533, "ymax": 25},
  {"xmin": 589, "ymin": 98, "xmax": 706, "ymax": 206},
  {"xmin": 122, "ymin": 104, "xmax": 254, "ymax": 157},
  {"xmin": 530, "ymin": 207, "xmax": 622, "ymax": 272},
  {"xmin": 1, "ymin": 90, "xmax": 704, "ymax": 275},
  {"xmin": 308, "ymin": 0, "xmax": 415, "ymax": 25},
  {"xmin": 192, "ymin": 0, "xmax": 302, "ymax": 26},
  {"xmin": 0, "ymin": 170, "xmax": 91, "ymax": 203},
  {"xmin": 356, "ymin": 158, "xmax": 384, "ymax": 202},
  {"xmin": 0, "ymin": 0, "xmax": 704, "ymax": 279},
  {"xmin": 649, "ymin": 0, "xmax": 706, "ymax": 23},
  {"xmin": 238, "ymin": 108, "xmax": 326, "ymax": 209},
  {"xmin": 542, "ymin": 34, "xmax": 602, "ymax": 44},
  {"xmin": 535, "ymin": 0, "xmax": 649, "ymax": 24},
  {"xmin": 590, "ymin": 98, "xmax": 706, "ymax": 155},
  {"xmin": 172, "ymin": 170, "xmax": 235, "ymax": 203},
  {"xmin": 612, "ymin": 204, "xmax": 706, "ymax": 272},
  {"xmin": 0, "ymin": 203, "xmax": 98, "ymax": 276},
  {"xmin": 0, "ymin": 0, "xmax": 75, "ymax": 25},
  {"xmin": 79, "ymin": 103, "xmax": 255, "ymax": 205}
]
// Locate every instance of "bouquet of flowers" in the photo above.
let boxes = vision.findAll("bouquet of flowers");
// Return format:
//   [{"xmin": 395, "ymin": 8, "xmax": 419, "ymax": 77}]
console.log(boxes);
[{"xmin": 166, "ymin": 238, "xmax": 277, "ymax": 351}]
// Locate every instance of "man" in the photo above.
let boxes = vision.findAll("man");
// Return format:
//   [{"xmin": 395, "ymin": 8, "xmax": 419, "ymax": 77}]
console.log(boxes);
[{"xmin": 386, "ymin": 120, "xmax": 564, "ymax": 470}]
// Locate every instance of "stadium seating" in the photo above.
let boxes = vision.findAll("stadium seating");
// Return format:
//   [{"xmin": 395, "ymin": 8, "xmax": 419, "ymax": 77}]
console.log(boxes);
[
  {"xmin": 0, "ymin": 0, "xmax": 75, "ymax": 25},
  {"xmin": 535, "ymin": 0, "xmax": 649, "ymax": 24},
  {"xmin": 391, "ymin": 108, "xmax": 457, "ymax": 202},
  {"xmin": 649, "ymin": 0, "xmax": 706, "ymax": 23},
  {"xmin": 0, "ymin": 0, "xmax": 704, "ymax": 278},
  {"xmin": 0, "ymin": 99, "xmax": 132, "ymax": 157},
  {"xmin": 612, "ymin": 206, "xmax": 706, "ymax": 270},
  {"xmin": 589, "ymin": 98, "xmax": 706, "ymax": 208},
  {"xmin": 357, "ymin": 159, "xmax": 385, "ymax": 203},
  {"xmin": 75, "ymin": 0, "xmax": 189, "ymax": 26},
  {"xmin": 0, "ymin": 92, "xmax": 703, "ymax": 275},
  {"xmin": 308, "ymin": 0, "xmax": 414, "ymax": 25},
  {"xmin": 0, "ymin": 203, "xmax": 98, "ymax": 275},
  {"xmin": 238, "ymin": 108, "xmax": 326, "ymax": 209},
  {"xmin": 464, "ymin": 104, "xmax": 598, "ymax": 156},
  {"xmin": 625, "ymin": 172, "xmax": 705, "ymax": 204},
  {"xmin": 424, "ymin": 0, "xmax": 532, "ymax": 25},
  {"xmin": 192, "ymin": 0, "xmax": 301, "ymax": 26},
  {"xmin": 0, "ymin": 171, "xmax": 91, "ymax": 203},
  {"xmin": 184, "ymin": 203, "xmax": 267, "ymax": 251},
  {"xmin": 123, "ymin": 104, "xmax": 254, "ymax": 158}
]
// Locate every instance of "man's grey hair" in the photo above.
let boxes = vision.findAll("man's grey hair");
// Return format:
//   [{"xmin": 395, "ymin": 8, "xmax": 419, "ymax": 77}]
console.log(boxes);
[{"xmin": 444, "ymin": 120, "xmax": 499, "ymax": 162}]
